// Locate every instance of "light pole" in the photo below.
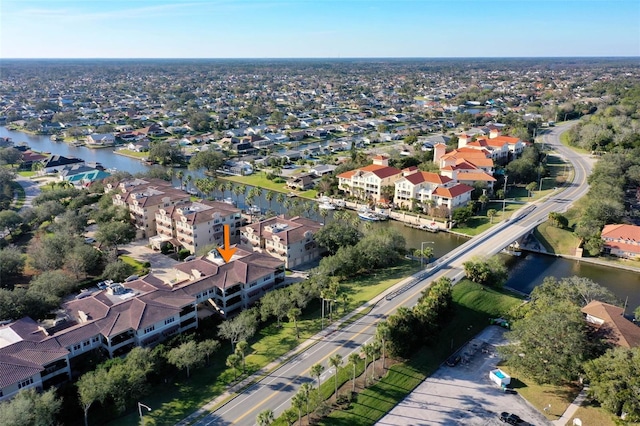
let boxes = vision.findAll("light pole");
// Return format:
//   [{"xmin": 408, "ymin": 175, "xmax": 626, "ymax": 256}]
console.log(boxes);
[
  {"xmin": 138, "ymin": 402, "xmax": 151, "ymax": 423},
  {"xmin": 421, "ymin": 241, "xmax": 435, "ymax": 267},
  {"xmin": 502, "ymin": 175, "xmax": 508, "ymax": 216}
]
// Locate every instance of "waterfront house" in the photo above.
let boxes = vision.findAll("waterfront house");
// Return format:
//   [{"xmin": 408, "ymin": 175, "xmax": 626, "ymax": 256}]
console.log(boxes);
[
  {"xmin": 40, "ymin": 155, "xmax": 85, "ymax": 174},
  {"xmin": 286, "ymin": 173, "xmax": 317, "ymax": 191},
  {"xmin": 581, "ymin": 300, "xmax": 640, "ymax": 348},
  {"xmin": 601, "ymin": 224, "xmax": 640, "ymax": 259},
  {"xmin": 394, "ymin": 170, "xmax": 455, "ymax": 209},
  {"xmin": 240, "ymin": 216, "xmax": 324, "ymax": 268},
  {"xmin": 86, "ymin": 133, "xmax": 115, "ymax": 147}
]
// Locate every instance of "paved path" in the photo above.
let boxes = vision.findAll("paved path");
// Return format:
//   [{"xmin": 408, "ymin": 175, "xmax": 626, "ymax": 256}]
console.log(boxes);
[
  {"xmin": 552, "ymin": 386, "xmax": 589, "ymax": 426},
  {"xmin": 14, "ymin": 175, "xmax": 40, "ymax": 211}
]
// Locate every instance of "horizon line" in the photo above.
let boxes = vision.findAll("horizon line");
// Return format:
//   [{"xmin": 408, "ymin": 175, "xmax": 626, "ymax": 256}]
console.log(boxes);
[{"xmin": 1, "ymin": 55, "xmax": 639, "ymax": 61}]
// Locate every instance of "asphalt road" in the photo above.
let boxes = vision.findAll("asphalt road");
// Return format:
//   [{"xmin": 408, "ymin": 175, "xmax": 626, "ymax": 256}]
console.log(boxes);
[{"xmin": 189, "ymin": 122, "xmax": 592, "ymax": 426}]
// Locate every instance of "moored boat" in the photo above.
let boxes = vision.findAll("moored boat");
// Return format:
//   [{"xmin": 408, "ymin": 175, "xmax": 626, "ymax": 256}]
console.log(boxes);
[
  {"xmin": 358, "ymin": 211, "xmax": 381, "ymax": 221},
  {"xmin": 319, "ymin": 202, "xmax": 336, "ymax": 210}
]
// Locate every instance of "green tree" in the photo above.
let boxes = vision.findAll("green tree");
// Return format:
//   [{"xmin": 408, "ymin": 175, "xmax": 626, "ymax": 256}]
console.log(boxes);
[
  {"xmin": 96, "ymin": 220, "xmax": 136, "ymax": 253},
  {"xmin": 348, "ymin": 352, "xmax": 360, "ymax": 393},
  {"xmin": 102, "ymin": 260, "xmax": 135, "ymax": 282},
  {"xmin": 291, "ymin": 392, "xmax": 305, "ymax": 425},
  {"xmin": 487, "ymin": 208, "xmax": 497, "ymax": 223},
  {"xmin": 300, "ymin": 382, "xmax": 313, "ymax": 423},
  {"xmin": 310, "ymin": 363, "xmax": 325, "ymax": 404},
  {"xmin": 0, "ymin": 147, "xmax": 23, "ymax": 167},
  {"xmin": 0, "ymin": 210, "xmax": 23, "ymax": 237},
  {"xmin": 287, "ymin": 306, "xmax": 302, "ymax": 339},
  {"xmin": 256, "ymin": 409, "xmax": 275, "ymax": 426},
  {"xmin": 65, "ymin": 243, "xmax": 102, "ymax": 280},
  {"xmin": 500, "ymin": 301, "xmax": 589, "ymax": 385},
  {"xmin": 0, "ymin": 388, "xmax": 61, "ymax": 426},
  {"xmin": 259, "ymin": 289, "xmax": 291, "ymax": 327},
  {"xmin": 376, "ymin": 320, "xmax": 391, "ymax": 371},
  {"xmin": 526, "ymin": 181, "xmax": 538, "ymax": 197},
  {"xmin": 77, "ymin": 368, "xmax": 110, "ymax": 426},
  {"xmin": 147, "ymin": 140, "xmax": 183, "ymax": 166},
  {"xmin": 189, "ymin": 149, "xmax": 225, "ymax": 175},
  {"xmin": 167, "ymin": 340, "xmax": 205, "ymax": 378},
  {"xmin": 218, "ymin": 309, "xmax": 258, "ymax": 351},
  {"xmin": 328, "ymin": 353, "xmax": 343, "ymax": 398},
  {"xmin": 235, "ymin": 340, "xmax": 250, "ymax": 374},
  {"xmin": 0, "ymin": 246, "xmax": 25, "ymax": 287},
  {"xmin": 198, "ymin": 339, "xmax": 221, "ymax": 365},
  {"xmin": 226, "ymin": 353, "xmax": 242, "ymax": 380},
  {"xmin": 584, "ymin": 347, "xmax": 640, "ymax": 421}
]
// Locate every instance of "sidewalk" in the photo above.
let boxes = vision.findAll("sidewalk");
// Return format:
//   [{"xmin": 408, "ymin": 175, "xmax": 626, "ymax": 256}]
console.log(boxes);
[
  {"xmin": 552, "ymin": 386, "xmax": 589, "ymax": 426},
  {"xmin": 174, "ymin": 271, "xmax": 418, "ymax": 426}
]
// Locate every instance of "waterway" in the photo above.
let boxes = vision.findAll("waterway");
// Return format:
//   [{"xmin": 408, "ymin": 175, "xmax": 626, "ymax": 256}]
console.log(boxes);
[{"xmin": 3, "ymin": 126, "xmax": 639, "ymax": 309}]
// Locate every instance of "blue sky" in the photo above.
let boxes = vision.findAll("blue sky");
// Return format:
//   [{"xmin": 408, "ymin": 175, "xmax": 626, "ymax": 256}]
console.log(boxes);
[{"xmin": 1, "ymin": 0, "xmax": 638, "ymax": 58}]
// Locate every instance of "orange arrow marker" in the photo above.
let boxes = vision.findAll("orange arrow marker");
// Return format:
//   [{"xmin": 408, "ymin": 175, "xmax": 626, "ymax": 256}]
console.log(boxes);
[{"xmin": 217, "ymin": 224, "xmax": 237, "ymax": 263}]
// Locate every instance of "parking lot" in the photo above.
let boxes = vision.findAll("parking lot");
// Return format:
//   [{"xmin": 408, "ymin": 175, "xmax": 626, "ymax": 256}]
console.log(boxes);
[
  {"xmin": 376, "ymin": 326, "xmax": 552, "ymax": 426},
  {"xmin": 119, "ymin": 240, "xmax": 180, "ymax": 283}
]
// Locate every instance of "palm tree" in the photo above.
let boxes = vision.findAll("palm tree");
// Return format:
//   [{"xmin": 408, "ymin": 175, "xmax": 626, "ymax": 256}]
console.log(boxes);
[
  {"xmin": 224, "ymin": 181, "xmax": 233, "ymax": 199},
  {"xmin": 348, "ymin": 352, "xmax": 360, "ymax": 393},
  {"xmin": 300, "ymin": 382, "xmax": 313, "ymax": 423},
  {"xmin": 479, "ymin": 193, "xmax": 490, "ymax": 211},
  {"xmin": 256, "ymin": 409, "xmax": 274, "ymax": 426},
  {"xmin": 291, "ymin": 393, "xmax": 305, "ymax": 425},
  {"xmin": 319, "ymin": 207, "xmax": 330, "ymax": 225},
  {"xmin": 310, "ymin": 363, "xmax": 325, "ymax": 405},
  {"xmin": 185, "ymin": 173, "xmax": 193, "ymax": 191},
  {"xmin": 370, "ymin": 340, "xmax": 381, "ymax": 381},
  {"xmin": 361, "ymin": 343, "xmax": 371, "ymax": 385},
  {"xmin": 226, "ymin": 353, "xmax": 241, "ymax": 380},
  {"xmin": 376, "ymin": 321, "xmax": 390, "ymax": 371},
  {"xmin": 487, "ymin": 208, "xmax": 497, "ymax": 223},
  {"xmin": 176, "ymin": 170, "xmax": 184, "ymax": 190},
  {"xmin": 329, "ymin": 353, "xmax": 343, "ymax": 398},
  {"xmin": 235, "ymin": 340, "xmax": 249, "ymax": 373},
  {"xmin": 265, "ymin": 190, "xmax": 275, "ymax": 211},
  {"xmin": 276, "ymin": 192, "xmax": 286, "ymax": 214},
  {"xmin": 287, "ymin": 307, "xmax": 301, "ymax": 339},
  {"xmin": 233, "ymin": 184, "xmax": 246, "ymax": 204}
]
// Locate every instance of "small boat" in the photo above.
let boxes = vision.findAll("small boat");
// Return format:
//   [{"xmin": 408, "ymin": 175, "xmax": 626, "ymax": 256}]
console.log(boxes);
[
  {"xmin": 333, "ymin": 199, "xmax": 346, "ymax": 208},
  {"xmin": 358, "ymin": 211, "xmax": 381, "ymax": 221},
  {"xmin": 319, "ymin": 202, "xmax": 336, "ymax": 210},
  {"xmin": 287, "ymin": 192, "xmax": 297, "ymax": 198},
  {"xmin": 247, "ymin": 205, "xmax": 261, "ymax": 214},
  {"xmin": 222, "ymin": 197, "xmax": 236, "ymax": 206},
  {"xmin": 374, "ymin": 210, "xmax": 389, "ymax": 221}
]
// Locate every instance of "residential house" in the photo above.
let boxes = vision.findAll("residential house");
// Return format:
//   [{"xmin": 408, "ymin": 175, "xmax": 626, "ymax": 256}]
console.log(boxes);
[
  {"xmin": 19, "ymin": 150, "xmax": 47, "ymax": 170},
  {"xmin": 151, "ymin": 200, "xmax": 242, "ymax": 255},
  {"xmin": 111, "ymin": 179, "xmax": 190, "ymax": 237},
  {"xmin": 309, "ymin": 164, "xmax": 337, "ymax": 177},
  {"xmin": 581, "ymin": 300, "xmax": 640, "ymax": 348},
  {"xmin": 240, "ymin": 216, "xmax": 324, "ymax": 268},
  {"xmin": 40, "ymin": 155, "xmax": 85, "ymax": 174},
  {"xmin": 86, "ymin": 133, "xmax": 115, "ymax": 147},
  {"xmin": 287, "ymin": 173, "xmax": 317, "ymax": 191},
  {"xmin": 601, "ymin": 224, "xmax": 640, "ymax": 259},
  {"xmin": 59, "ymin": 165, "xmax": 110, "ymax": 186},
  {"xmin": 337, "ymin": 154, "xmax": 403, "ymax": 202}
]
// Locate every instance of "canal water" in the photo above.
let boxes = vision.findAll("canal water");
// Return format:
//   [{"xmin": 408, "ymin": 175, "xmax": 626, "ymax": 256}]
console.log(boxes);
[{"xmin": 3, "ymin": 127, "xmax": 639, "ymax": 309}]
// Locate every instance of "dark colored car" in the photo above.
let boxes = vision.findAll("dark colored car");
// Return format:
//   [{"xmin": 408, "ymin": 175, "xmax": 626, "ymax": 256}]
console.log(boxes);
[
  {"xmin": 499, "ymin": 412, "xmax": 523, "ymax": 424},
  {"xmin": 445, "ymin": 355, "xmax": 461, "ymax": 367}
]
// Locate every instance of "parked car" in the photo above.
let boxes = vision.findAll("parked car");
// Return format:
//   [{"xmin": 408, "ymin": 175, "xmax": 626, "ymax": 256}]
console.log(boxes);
[
  {"xmin": 84, "ymin": 237, "xmax": 96, "ymax": 244},
  {"xmin": 183, "ymin": 255, "xmax": 196, "ymax": 262},
  {"xmin": 446, "ymin": 355, "xmax": 461, "ymax": 367},
  {"xmin": 124, "ymin": 275, "xmax": 139, "ymax": 282},
  {"xmin": 499, "ymin": 412, "xmax": 523, "ymax": 424}
]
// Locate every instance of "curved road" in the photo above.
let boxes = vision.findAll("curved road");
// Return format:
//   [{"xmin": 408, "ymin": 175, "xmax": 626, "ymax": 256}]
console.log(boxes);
[{"xmin": 188, "ymin": 122, "xmax": 593, "ymax": 426}]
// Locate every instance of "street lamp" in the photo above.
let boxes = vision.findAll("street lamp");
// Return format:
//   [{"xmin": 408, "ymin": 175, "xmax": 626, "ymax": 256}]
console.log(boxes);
[
  {"xmin": 421, "ymin": 241, "xmax": 435, "ymax": 267},
  {"xmin": 502, "ymin": 175, "xmax": 508, "ymax": 216},
  {"xmin": 138, "ymin": 402, "xmax": 151, "ymax": 423}
]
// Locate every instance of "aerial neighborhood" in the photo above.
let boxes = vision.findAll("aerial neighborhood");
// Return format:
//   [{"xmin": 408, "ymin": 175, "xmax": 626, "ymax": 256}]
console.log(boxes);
[{"xmin": 0, "ymin": 58, "xmax": 639, "ymax": 425}]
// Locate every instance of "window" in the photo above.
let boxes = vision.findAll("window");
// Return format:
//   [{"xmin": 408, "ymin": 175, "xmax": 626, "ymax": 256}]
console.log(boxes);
[
  {"xmin": 83, "ymin": 340, "xmax": 90, "ymax": 347},
  {"xmin": 165, "ymin": 317, "xmax": 175, "ymax": 325},
  {"xmin": 73, "ymin": 344, "xmax": 81, "ymax": 351},
  {"xmin": 92, "ymin": 337, "xmax": 100, "ymax": 343},
  {"xmin": 144, "ymin": 326, "xmax": 155, "ymax": 334},
  {"xmin": 18, "ymin": 378, "xmax": 33, "ymax": 389}
]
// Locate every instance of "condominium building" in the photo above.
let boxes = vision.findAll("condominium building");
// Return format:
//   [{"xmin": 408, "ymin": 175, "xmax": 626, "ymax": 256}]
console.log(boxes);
[
  {"xmin": 337, "ymin": 154, "xmax": 403, "ymax": 202},
  {"xmin": 394, "ymin": 169, "xmax": 475, "ymax": 211},
  {"xmin": 110, "ymin": 178, "xmax": 190, "ymax": 237},
  {"xmin": 152, "ymin": 200, "xmax": 242, "ymax": 254},
  {"xmin": 240, "ymin": 215, "xmax": 324, "ymax": 268}
]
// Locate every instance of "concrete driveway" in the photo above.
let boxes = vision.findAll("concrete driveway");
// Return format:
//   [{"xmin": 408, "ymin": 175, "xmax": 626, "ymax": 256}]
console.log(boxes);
[
  {"xmin": 376, "ymin": 326, "xmax": 552, "ymax": 426},
  {"xmin": 119, "ymin": 240, "xmax": 180, "ymax": 283}
]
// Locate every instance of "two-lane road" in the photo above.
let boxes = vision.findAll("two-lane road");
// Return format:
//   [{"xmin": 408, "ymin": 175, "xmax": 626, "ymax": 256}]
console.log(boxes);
[{"xmin": 190, "ymin": 122, "xmax": 592, "ymax": 426}]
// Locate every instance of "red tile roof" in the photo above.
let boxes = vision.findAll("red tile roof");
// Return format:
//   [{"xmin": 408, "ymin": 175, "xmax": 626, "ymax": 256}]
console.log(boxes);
[
  {"xmin": 602, "ymin": 224, "xmax": 640, "ymax": 241},
  {"xmin": 433, "ymin": 183, "xmax": 474, "ymax": 198}
]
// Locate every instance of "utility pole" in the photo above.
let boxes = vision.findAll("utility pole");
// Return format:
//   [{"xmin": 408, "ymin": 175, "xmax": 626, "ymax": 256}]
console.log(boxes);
[{"xmin": 502, "ymin": 175, "xmax": 508, "ymax": 216}]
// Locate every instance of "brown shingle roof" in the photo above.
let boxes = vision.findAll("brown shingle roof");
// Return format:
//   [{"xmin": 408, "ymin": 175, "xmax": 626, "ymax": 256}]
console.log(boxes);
[{"xmin": 581, "ymin": 300, "xmax": 640, "ymax": 348}]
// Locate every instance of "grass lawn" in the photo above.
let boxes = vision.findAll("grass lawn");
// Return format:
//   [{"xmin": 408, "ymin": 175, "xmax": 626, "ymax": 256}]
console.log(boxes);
[
  {"xmin": 320, "ymin": 281, "xmax": 523, "ymax": 426},
  {"xmin": 119, "ymin": 255, "xmax": 147, "ymax": 274},
  {"xmin": 497, "ymin": 366, "xmax": 580, "ymax": 421},
  {"xmin": 222, "ymin": 173, "xmax": 318, "ymax": 199},
  {"xmin": 534, "ymin": 222, "xmax": 580, "ymax": 255},
  {"xmin": 17, "ymin": 170, "xmax": 36, "ymax": 177},
  {"xmin": 116, "ymin": 148, "xmax": 148, "ymax": 159},
  {"xmin": 454, "ymin": 202, "xmax": 518, "ymax": 236}
]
